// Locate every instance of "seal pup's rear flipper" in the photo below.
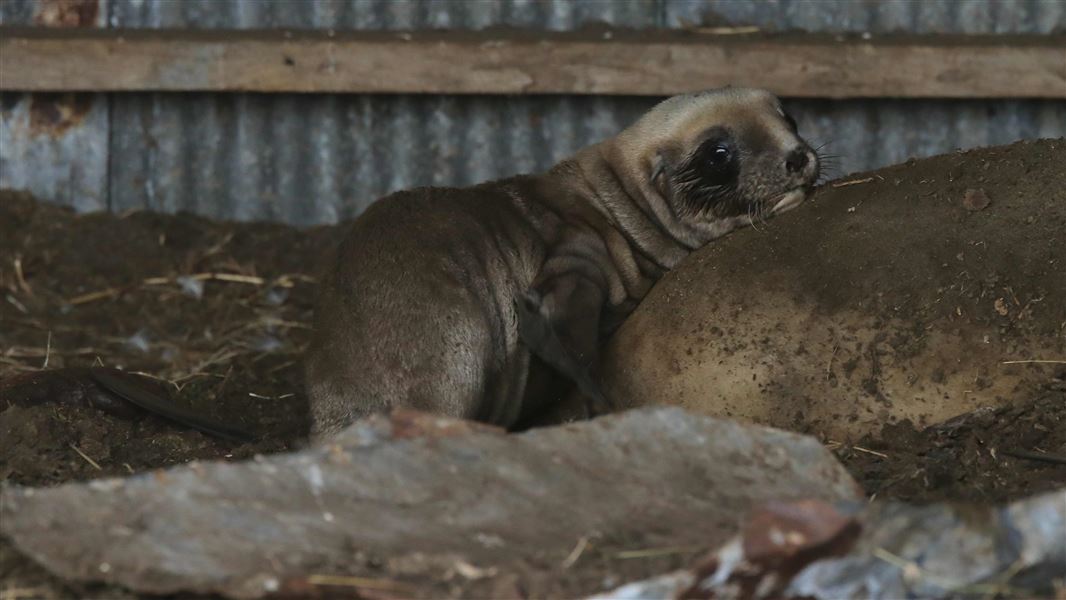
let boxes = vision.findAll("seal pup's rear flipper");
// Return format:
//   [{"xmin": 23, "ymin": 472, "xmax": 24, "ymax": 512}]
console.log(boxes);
[{"xmin": 89, "ymin": 368, "xmax": 257, "ymax": 443}]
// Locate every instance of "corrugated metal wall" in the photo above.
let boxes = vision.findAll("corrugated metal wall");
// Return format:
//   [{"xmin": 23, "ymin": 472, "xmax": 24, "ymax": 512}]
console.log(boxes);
[
  {"xmin": 2, "ymin": 0, "xmax": 1065, "ymax": 225},
  {"xmin": 0, "ymin": 0, "xmax": 109, "ymax": 212}
]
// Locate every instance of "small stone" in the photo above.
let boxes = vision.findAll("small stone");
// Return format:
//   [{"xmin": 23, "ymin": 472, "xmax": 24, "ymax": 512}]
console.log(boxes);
[
  {"xmin": 124, "ymin": 329, "xmax": 152, "ymax": 353},
  {"xmin": 176, "ymin": 276, "xmax": 205, "ymax": 299},
  {"xmin": 994, "ymin": 298, "xmax": 1009, "ymax": 316},
  {"xmin": 962, "ymin": 189, "xmax": 991, "ymax": 211}
]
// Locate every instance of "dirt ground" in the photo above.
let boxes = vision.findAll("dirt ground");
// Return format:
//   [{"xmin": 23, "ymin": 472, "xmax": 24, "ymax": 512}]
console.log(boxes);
[
  {"xmin": 1, "ymin": 190, "xmax": 344, "ymax": 486},
  {"xmin": 838, "ymin": 388, "xmax": 1066, "ymax": 504},
  {"xmin": 1, "ymin": 140, "xmax": 1065, "ymax": 598}
]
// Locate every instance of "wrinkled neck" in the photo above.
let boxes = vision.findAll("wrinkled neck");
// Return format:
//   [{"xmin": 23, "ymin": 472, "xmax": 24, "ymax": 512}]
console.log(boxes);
[{"xmin": 558, "ymin": 144, "xmax": 694, "ymax": 270}]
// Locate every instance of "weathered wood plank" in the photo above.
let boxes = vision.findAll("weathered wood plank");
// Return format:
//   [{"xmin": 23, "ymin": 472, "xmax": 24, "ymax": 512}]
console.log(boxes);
[{"xmin": 2, "ymin": 28, "xmax": 1064, "ymax": 98}]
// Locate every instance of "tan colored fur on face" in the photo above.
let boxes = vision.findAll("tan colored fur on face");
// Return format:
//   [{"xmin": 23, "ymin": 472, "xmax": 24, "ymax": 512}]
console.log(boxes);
[{"xmin": 599, "ymin": 87, "xmax": 819, "ymax": 250}]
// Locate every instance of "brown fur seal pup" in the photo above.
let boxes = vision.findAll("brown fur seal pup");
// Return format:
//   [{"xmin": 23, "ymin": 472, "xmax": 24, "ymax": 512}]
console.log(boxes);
[{"xmin": 305, "ymin": 87, "xmax": 820, "ymax": 438}]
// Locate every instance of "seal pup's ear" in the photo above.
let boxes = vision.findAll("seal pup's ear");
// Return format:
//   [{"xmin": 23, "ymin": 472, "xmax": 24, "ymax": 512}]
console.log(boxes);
[
  {"xmin": 649, "ymin": 152, "xmax": 668, "ymax": 184},
  {"xmin": 648, "ymin": 147, "xmax": 681, "ymax": 196}
]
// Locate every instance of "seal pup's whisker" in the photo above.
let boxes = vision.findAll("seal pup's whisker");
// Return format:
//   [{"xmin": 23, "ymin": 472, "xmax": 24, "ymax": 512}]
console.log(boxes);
[{"xmin": 747, "ymin": 203, "xmax": 763, "ymax": 232}]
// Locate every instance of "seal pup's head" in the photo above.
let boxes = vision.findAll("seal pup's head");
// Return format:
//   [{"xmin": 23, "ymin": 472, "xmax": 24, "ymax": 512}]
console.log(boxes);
[{"xmin": 607, "ymin": 87, "xmax": 819, "ymax": 247}]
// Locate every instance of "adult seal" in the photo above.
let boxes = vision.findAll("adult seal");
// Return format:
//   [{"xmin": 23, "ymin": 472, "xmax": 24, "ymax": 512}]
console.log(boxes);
[{"xmin": 305, "ymin": 87, "xmax": 820, "ymax": 438}]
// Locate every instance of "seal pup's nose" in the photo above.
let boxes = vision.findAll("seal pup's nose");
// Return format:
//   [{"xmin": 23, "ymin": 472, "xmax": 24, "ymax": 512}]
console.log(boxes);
[{"xmin": 785, "ymin": 148, "xmax": 810, "ymax": 174}]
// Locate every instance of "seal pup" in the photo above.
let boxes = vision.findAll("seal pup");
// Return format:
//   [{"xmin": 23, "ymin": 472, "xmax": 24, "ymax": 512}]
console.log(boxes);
[{"xmin": 305, "ymin": 87, "xmax": 820, "ymax": 438}]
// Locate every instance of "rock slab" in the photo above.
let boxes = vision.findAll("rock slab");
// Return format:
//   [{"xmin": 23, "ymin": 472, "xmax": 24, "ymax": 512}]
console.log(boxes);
[{"xmin": 0, "ymin": 408, "xmax": 861, "ymax": 598}]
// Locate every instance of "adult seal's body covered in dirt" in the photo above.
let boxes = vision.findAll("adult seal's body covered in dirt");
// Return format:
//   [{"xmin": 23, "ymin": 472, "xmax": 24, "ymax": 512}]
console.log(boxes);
[
  {"xmin": 305, "ymin": 88, "xmax": 820, "ymax": 437},
  {"xmin": 597, "ymin": 139, "xmax": 1066, "ymax": 440}
]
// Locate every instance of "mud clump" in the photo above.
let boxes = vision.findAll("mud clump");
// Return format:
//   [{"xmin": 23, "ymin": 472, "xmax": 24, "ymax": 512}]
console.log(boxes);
[{"xmin": 837, "ymin": 388, "xmax": 1066, "ymax": 504}]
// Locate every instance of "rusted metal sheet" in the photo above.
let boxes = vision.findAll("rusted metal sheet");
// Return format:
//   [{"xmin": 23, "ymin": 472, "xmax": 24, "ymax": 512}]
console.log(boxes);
[
  {"xmin": 106, "ymin": 0, "xmax": 661, "ymax": 31},
  {"xmin": 667, "ymin": 0, "xmax": 1066, "ymax": 33},
  {"xmin": 32, "ymin": 0, "xmax": 101, "ymax": 27},
  {"xmin": 0, "ymin": 0, "xmax": 103, "ymax": 27},
  {"xmin": 100, "ymin": 0, "xmax": 1066, "ymax": 224},
  {"xmin": 102, "ymin": 0, "xmax": 661, "ymax": 224},
  {"xmin": 107, "ymin": 93, "xmax": 652, "ymax": 224},
  {"xmin": 104, "ymin": 93, "xmax": 1066, "ymax": 225},
  {"xmin": 0, "ymin": 0, "xmax": 108, "ymax": 212}
]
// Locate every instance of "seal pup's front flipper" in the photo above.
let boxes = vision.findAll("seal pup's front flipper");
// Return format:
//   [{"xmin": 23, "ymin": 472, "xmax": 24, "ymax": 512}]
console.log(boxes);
[{"xmin": 516, "ymin": 280, "xmax": 612, "ymax": 419}]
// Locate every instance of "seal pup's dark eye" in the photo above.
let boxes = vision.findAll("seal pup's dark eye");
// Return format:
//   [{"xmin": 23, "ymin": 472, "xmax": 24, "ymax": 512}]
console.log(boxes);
[
  {"xmin": 668, "ymin": 129, "xmax": 741, "ymax": 217},
  {"xmin": 710, "ymin": 145, "xmax": 732, "ymax": 166},
  {"xmin": 783, "ymin": 112, "xmax": 798, "ymax": 132}
]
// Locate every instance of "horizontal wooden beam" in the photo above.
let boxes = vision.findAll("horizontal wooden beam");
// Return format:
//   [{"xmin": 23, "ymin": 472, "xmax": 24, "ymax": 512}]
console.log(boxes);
[{"xmin": 1, "ymin": 27, "xmax": 1064, "ymax": 98}]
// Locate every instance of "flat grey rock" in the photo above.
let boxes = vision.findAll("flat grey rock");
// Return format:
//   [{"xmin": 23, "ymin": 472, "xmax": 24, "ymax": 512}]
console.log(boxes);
[{"xmin": 0, "ymin": 408, "xmax": 860, "ymax": 598}]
